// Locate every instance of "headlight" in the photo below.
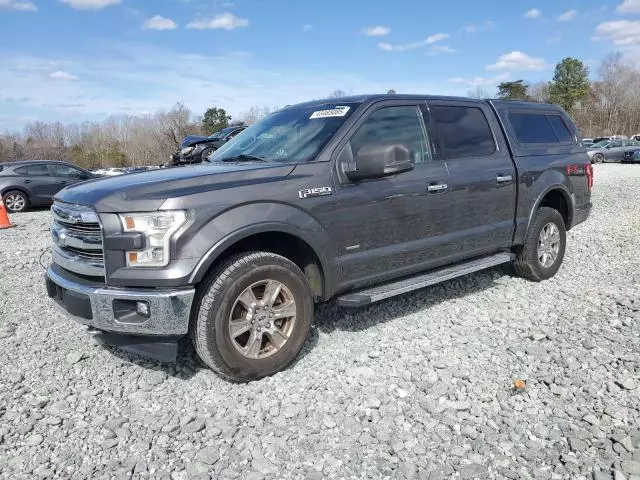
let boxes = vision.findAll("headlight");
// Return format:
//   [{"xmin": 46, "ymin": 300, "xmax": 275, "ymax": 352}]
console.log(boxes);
[
  {"xmin": 180, "ymin": 146, "xmax": 195, "ymax": 155},
  {"xmin": 119, "ymin": 211, "xmax": 187, "ymax": 267}
]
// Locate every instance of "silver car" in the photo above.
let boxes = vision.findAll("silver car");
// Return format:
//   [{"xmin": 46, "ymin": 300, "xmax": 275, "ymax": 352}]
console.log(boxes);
[{"xmin": 587, "ymin": 139, "xmax": 640, "ymax": 163}]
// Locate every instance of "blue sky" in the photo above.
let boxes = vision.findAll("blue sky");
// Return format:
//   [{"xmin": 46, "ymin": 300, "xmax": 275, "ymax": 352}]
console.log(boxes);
[{"xmin": 1, "ymin": 0, "xmax": 639, "ymax": 130}]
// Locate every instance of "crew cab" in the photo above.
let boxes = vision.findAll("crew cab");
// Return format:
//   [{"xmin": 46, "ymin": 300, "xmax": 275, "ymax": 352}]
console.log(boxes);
[{"xmin": 44, "ymin": 95, "xmax": 592, "ymax": 381}]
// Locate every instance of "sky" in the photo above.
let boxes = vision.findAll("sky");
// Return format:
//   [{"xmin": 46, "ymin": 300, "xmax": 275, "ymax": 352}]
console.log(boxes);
[{"xmin": 1, "ymin": 0, "xmax": 640, "ymax": 130}]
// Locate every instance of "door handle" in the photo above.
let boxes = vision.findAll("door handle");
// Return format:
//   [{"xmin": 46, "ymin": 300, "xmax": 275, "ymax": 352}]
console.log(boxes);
[
  {"xmin": 496, "ymin": 175, "xmax": 513, "ymax": 184},
  {"xmin": 23, "ymin": 179, "xmax": 31, "ymax": 184},
  {"xmin": 427, "ymin": 183, "xmax": 448, "ymax": 192}
]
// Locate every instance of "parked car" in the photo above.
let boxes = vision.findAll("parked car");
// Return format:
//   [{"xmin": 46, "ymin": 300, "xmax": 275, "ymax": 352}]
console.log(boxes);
[
  {"xmin": 168, "ymin": 125, "xmax": 248, "ymax": 166},
  {"xmin": 0, "ymin": 160, "xmax": 95, "ymax": 213},
  {"xmin": 587, "ymin": 139, "xmax": 640, "ymax": 163},
  {"xmin": 582, "ymin": 138, "xmax": 594, "ymax": 148},
  {"xmin": 45, "ymin": 94, "xmax": 592, "ymax": 381}
]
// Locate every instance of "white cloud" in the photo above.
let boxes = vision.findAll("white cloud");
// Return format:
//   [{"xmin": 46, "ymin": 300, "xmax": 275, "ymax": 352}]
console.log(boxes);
[
  {"xmin": 618, "ymin": 0, "xmax": 640, "ymax": 13},
  {"xmin": 143, "ymin": 15, "xmax": 177, "ymax": 30},
  {"xmin": 449, "ymin": 73, "xmax": 510, "ymax": 88},
  {"xmin": 362, "ymin": 25, "xmax": 391, "ymax": 36},
  {"xmin": 187, "ymin": 12, "xmax": 249, "ymax": 30},
  {"xmin": 486, "ymin": 51, "xmax": 550, "ymax": 71},
  {"xmin": 0, "ymin": 0, "xmax": 37, "ymax": 11},
  {"xmin": 464, "ymin": 20, "xmax": 494, "ymax": 33},
  {"xmin": 379, "ymin": 33, "xmax": 448, "ymax": 52},
  {"xmin": 593, "ymin": 20, "xmax": 640, "ymax": 45},
  {"xmin": 426, "ymin": 33, "xmax": 449, "ymax": 44},
  {"xmin": 61, "ymin": 0, "xmax": 120, "ymax": 10},
  {"xmin": 427, "ymin": 45, "xmax": 456, "ymax": 55},
  {"xmin": 49, "ymin": 71, "xmax": 78, "ymax": 81},
  {"xmin": 524, "ymin": 8, "xmax": 543, "ymax": 19},
  {"xmin": 557, "ymin": 10, "xmax": 578, "ymax": 21},
  {"xmin": 302, "ymin": 24, "xmax": 313, "ymax": 31}
]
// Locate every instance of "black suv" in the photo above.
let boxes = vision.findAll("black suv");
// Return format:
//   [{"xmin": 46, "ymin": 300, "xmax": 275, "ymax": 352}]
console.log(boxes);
[
  {"xmin": 168, "ymin": 125, "xmax": 248, "ymax": 166},
  {"xmin": 0, "ymin": 160, "xmax": 94, "ymax": 212}
]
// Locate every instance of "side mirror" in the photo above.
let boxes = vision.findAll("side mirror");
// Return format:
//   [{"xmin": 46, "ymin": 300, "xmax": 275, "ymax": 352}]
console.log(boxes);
[{"xmin": 342, "ymin": 143, "xmax": 414, "ymax": 181}]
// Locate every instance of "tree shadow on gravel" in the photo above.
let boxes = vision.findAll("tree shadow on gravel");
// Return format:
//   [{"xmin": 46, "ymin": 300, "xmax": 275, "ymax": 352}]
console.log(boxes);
[{"xmin": 313, "ymin": 265, "xmax": 509, "ymax": 334}]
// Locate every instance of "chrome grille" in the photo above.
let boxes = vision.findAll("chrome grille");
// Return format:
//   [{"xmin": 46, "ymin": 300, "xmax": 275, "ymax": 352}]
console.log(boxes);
[{"xmin": 51, "ymin": 202, "xmax": 105, "ymax": 277}]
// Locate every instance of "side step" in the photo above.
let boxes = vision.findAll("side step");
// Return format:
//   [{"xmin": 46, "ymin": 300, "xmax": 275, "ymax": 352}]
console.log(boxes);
[{"xmin": 336, "ymin": 252, "xmax": 514, "ymax": 308}]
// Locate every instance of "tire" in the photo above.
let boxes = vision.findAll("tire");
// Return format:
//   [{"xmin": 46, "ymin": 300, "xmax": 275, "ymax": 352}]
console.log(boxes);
[
  {"xmin": 199, "ymin": 147, "xmax": 215, "ymax": 162},
  {"xmin": 2, "ymin": 190, "xmax": 28, "ymax": 213},
  {"xmin": 592, "ymin": 153, "xmax": 604, "ymax": 164},
  {"xmin": 192, "ymin": 252, "xmax": 313, "ymax": 382},
  {"xmin": 513, "ymin": 207, "xmax": 567, "ymax": 282}
]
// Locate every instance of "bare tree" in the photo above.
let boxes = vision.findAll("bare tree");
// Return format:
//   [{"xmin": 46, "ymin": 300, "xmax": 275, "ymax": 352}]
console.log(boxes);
[
  {"xmin": 468, "ymin": 85, "xmax": 491, "ymax": 99},
  {"xmin": 527, "ymin": 81, "xmax": 551, "ymax": 103}
]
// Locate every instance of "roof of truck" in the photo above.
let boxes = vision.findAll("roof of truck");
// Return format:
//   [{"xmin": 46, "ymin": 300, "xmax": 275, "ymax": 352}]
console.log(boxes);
[{"xmin": 281, "ymin": 94, "xmax": 561, "ymax": 111}]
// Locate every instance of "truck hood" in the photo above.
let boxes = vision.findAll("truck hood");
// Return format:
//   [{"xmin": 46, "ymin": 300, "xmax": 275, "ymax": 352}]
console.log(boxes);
[{"xmin": 55, "ymin": 162, "xmax": 296, "ymax": 212}]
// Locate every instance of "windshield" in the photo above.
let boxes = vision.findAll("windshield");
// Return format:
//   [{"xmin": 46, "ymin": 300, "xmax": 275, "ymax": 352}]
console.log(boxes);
[
  {"xmin": 591, "ymin": 140, "xmax": 610, "ymax": 148},
  {"xmin": 209, "ymin": 127, "xmax": 237, "ymax": 139},
  {"xmin": 209, "ymin": 103, "xmax": 360, "ymax": 163}
]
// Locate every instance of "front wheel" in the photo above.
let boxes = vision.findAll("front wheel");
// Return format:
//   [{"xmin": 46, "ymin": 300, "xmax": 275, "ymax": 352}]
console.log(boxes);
[
  {"xmin": 592, "ymin": 153, "xmax": 604, "ymax": 164},
  {"xmin": 200, "ymin": 147, "xmax": 215, "ymax": 162},
  {"xmin": 3, "ymin": 190, "xmax": 28, "ymax": 213},
  {"xmin": 192, "ymin": 252, "xmax": 313, "ymax": 382},
  {"xmin": 513, "ymin": 207, "xmax": 567, "ymax": 282}
]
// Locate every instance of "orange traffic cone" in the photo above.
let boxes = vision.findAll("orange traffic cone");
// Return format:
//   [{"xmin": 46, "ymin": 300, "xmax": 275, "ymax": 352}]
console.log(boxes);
[{"xmin": 0, "ymin": 198, "xmax": 14, "ymax": 230}]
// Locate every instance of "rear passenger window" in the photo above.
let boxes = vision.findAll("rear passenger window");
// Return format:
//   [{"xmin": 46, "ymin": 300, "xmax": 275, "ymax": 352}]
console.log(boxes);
[
  {"xmin": 430, "ymin": 105, "xmax": 496, "ymax": 159},
  {"xmin": 510, "ymin": 113, "xmax": 574, "ymax": 144},
  {"xmin": 15, "ymin": 164, "xmax": 49, "ymax": 176}
]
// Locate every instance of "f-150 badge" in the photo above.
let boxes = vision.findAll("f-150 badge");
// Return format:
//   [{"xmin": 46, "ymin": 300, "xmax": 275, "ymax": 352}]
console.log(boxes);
[{"xmin": 298, "ymin": 187, "xmax": 333, "ymax": 199}]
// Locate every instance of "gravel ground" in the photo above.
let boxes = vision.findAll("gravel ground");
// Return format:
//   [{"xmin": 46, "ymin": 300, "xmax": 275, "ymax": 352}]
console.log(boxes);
[{"xmin": 0, "ymin": 164, "xmax": 639, "ymax": 480}]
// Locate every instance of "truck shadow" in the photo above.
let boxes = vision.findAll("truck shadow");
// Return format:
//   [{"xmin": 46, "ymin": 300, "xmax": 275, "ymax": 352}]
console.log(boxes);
[
  {"xmin": 96, "ymin": 265, "xmax": 509, "ymax": 381},
  {"xmin": 313, "ymin": 265, "xmax": 509, "ymax": 335}
]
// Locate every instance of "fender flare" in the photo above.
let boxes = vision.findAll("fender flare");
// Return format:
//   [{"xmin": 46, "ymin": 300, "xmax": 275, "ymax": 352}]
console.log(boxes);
[
  {"xmin": 187, "ymin": 216, "xmax": 336, "ymax": 299},
  {"xmin": 525, "ymin": 183, "xmax": 574, "ymax": 236}
]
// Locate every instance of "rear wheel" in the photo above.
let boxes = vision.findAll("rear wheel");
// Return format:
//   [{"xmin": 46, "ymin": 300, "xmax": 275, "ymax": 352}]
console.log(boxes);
[
  {"xmin": 192, "ymin": 252, "xmax": 313, "ymax": 382},
  {"xmin": 513, "ymin": 207, "xmax": 566, "ymax": 282},
  {"xmin": 3, "ymin": 190, "xmax": 28, "ymax": 213}
]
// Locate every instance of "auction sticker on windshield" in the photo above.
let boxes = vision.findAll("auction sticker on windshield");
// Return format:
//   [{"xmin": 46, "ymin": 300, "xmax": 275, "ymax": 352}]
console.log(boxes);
[{"xmin": 310, "ymin": 106, "xmax": 350, "ymax": 119}]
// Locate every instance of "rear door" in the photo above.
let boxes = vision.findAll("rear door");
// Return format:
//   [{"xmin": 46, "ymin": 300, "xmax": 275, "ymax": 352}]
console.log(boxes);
[
  {"xmin": 427, "ymin": 100, "xmax": 517, "ymax": 255},
  {"xmin": 14, "ymin": 163, "xmax": 60, "ymax": 204}
]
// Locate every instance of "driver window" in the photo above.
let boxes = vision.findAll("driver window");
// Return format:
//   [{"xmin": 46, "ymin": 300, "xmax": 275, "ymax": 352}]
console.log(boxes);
[
  {"xmin": 50, "ymin": 165, "xmax": 87, "ymax": 179},
  {"xmin": 348, "ymin": 106, "xmax": 431, "ymax": 164}
]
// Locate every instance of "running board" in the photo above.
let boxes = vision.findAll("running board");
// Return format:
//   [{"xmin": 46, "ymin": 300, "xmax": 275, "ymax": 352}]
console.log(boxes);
[{"xmin": 337, "ymin": 253, "xmax": 514, "ymax": 308}]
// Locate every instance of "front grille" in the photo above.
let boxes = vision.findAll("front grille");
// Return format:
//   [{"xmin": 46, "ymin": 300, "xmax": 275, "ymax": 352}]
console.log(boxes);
[{"xmin": 51, "ymin": 202, "xmax": 105, "ymax": 278}]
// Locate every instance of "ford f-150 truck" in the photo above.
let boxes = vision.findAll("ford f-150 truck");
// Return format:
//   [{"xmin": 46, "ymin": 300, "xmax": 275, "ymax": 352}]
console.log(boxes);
[{"xmin": 45, "ymin": 94, "xmax": 593, "ymax": 381}]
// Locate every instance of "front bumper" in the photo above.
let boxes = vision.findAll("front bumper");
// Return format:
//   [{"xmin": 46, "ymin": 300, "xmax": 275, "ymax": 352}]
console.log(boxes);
[{"xmin": 45, "ymin": 264, "xmax": 195, "ymax": 337}]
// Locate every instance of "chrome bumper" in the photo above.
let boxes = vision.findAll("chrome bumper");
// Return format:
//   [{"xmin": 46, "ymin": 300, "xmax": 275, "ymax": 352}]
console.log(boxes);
[{"xmin": 45, "ymin": 265, "xmax": 195, "ymax": 336}]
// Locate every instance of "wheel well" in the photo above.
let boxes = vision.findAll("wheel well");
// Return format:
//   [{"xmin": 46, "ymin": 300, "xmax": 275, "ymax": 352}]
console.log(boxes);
[
  {"xmin": 539, "ymin": 189, "xmax": 570, "ymax": 228},
  {"xmin": 1, "ymin": 187, "xmax": 29, "ymax": 201},
  {"xmin": 209, "ymin": 232, "xmax": 325, "ymax": 299}
]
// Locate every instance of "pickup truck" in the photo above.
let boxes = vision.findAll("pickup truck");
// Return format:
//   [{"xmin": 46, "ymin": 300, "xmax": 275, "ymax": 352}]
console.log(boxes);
[{"xmin": 44, "ymin": 94, "xmax": 593, "ymax": 382}]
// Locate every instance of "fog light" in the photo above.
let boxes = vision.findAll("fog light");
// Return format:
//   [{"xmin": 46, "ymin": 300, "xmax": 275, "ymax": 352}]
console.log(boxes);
[{"xmin": 136, "ymin": 301, "xmax": 150, "ymax": 318}]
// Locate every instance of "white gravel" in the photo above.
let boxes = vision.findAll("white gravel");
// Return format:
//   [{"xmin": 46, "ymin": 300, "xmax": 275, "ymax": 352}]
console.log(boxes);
[{"xmin": 0, "ymin": 164, "xmax": 639, "ymax": 480}]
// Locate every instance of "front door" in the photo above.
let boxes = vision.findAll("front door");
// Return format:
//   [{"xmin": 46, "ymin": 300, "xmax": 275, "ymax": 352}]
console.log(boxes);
[
  {"xmin": 331, "ymin": 102, "xmax": 452, "ymax": 289},
  {"xmin": 14, "ymin": 163, "xmax": 61, "ymax": 204},
  {"xmin": 427, "ymin": 101, "xmax": 516, "ymax": 255},
  {"xmin": 48, "ymin": 164, "xmax": 91, "ymax": 191}
]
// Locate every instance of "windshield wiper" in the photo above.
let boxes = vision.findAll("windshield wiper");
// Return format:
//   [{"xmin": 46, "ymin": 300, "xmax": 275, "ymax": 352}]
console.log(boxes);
[{"xmin": 219, "ymin": 154, "xmax": 268, "ymax": 163}]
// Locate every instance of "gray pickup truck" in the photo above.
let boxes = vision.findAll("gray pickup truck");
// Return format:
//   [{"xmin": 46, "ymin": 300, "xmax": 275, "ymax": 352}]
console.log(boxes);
[{"xmin": 45, "ymin": 94, "xmax": 593, "ymax": 381}]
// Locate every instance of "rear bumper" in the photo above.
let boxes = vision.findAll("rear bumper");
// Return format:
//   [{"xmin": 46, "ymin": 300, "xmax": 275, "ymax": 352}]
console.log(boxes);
[{"xmin": 45, "ymin": 265, "xmax": 195, "ymax": 337}]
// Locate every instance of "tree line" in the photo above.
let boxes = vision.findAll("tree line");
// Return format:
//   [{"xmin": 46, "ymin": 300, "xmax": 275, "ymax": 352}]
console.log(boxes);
[
  {"xmin": 471, "ymin": 53, "xmax": 640, "ymax": 138},
  {"xmin": 0, "ymin": 104, "xmax": 278, "ymax": 169}
]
